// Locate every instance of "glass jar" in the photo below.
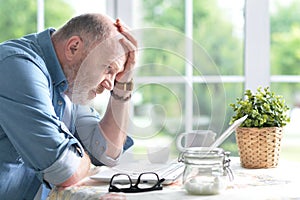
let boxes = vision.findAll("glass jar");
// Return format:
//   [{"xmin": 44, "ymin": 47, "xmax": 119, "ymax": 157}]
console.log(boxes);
[{"xmin": 178, "ymin": 147, "xmax": 233, "ymax": 195}]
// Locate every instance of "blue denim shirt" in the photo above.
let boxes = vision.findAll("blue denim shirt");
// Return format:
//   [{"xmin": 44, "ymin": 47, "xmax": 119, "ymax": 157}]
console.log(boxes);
[{"xmin": 0, "ymin": 29, "xmax": 133, "ymax": 200}]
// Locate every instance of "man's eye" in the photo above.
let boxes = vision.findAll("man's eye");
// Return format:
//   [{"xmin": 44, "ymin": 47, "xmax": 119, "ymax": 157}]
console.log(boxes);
[{"xmin": 106, "ymin": 66, "xmax": 112, "ymax": 73}]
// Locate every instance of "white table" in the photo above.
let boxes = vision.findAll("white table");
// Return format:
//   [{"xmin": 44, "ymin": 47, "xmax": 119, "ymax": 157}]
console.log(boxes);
[{"xmin": 47, "ymin": 157, "xmax": 300, "ymax": 200}]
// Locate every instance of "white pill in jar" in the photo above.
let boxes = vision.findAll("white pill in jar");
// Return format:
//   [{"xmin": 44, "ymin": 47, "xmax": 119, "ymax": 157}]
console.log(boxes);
[
  {"xmin": 178, "ymin": 147, "xmax": 233, "ymax": 195},
  {"xmin": 184, "ymin": 176, "xmax": 226, "ymax": 195}
]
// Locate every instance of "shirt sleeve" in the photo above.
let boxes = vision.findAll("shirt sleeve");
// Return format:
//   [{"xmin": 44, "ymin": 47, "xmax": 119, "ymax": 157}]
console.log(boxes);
[
  {"xmin": 74, "ymin": 105, "xmax": 134, "ymax": 167},
  {"xmin": 43, "ymin": 144, "xmax": 81, "ymax": 185},
  {"xmin": 0, "ymin": 55, "xmax": 83, "ymax": 184}
]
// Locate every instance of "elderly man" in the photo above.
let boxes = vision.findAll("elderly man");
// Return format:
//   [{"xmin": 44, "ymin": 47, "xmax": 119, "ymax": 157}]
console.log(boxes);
[{"xmin": 0, "ymin": 13, "xmax": 137, "ymax": 199}]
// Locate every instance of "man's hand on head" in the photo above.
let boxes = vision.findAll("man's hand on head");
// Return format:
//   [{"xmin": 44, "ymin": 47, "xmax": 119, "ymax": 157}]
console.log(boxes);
[{"xmin": 114, "ymin": 18, "xmax": 138, "ymax": 82}]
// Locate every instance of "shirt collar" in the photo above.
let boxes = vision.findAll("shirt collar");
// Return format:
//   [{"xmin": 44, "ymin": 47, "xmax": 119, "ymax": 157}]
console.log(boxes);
[{"xmin": 37, "ymin": 28, "xmax": 68, "ymax": 91}]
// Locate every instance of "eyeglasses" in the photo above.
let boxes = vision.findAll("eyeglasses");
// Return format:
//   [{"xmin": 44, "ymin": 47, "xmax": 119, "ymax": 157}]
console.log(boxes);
[{"xmin": 109, "ymin": 172, "xmax": 165, "ymax": 193}]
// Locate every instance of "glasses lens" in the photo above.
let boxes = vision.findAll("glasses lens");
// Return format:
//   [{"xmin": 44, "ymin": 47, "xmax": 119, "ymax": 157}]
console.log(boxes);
[
  {"xmin": 111, "ymin": 174, "xmax": 132, "ymax": 189},
  {"xmin": 138, "ymin": 173, "xmax": 159, "ymax": 189}
]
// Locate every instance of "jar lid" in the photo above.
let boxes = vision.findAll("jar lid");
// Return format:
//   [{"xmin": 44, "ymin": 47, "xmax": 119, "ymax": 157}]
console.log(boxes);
[
  {"xmin": 178, "ymin": 147, "xmax": 225, "ymax": 162},
  {"xmin": 184, "ymin": 147, "xmax": 224, "ymax": 154}
]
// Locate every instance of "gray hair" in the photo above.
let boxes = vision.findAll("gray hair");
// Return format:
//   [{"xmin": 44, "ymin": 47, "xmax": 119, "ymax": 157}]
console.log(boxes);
[{"xmin": 53, "ymin": 13, "xmax": 114, "ymax": 48}]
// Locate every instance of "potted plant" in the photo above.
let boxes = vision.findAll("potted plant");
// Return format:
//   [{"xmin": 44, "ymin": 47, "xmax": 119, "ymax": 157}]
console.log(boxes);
[{"xmin": 229, "ymin": 87, "xmax": 290, "ymax": 168}]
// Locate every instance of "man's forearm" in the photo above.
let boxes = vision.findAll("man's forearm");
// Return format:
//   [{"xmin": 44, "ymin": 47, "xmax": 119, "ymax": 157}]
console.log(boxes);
[{"xmin": 99, "ymin": 89, "xmax": 131, "ymax": 159}]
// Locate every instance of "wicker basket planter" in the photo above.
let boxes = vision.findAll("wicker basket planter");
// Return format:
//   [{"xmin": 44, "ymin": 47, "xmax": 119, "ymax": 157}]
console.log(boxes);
[{"xmin": 235, "ymin": 127, "xmax": 283, "ymax": 169}]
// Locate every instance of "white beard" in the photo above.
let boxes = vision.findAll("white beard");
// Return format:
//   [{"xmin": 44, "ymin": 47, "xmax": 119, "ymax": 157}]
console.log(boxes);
[
  {"xmin": 67, "ymin": 76, "xmax": 97, "ymax": 105},
  {"xmin": 64, "ymin": 62, "xmax": 97, "ymax": 105}
]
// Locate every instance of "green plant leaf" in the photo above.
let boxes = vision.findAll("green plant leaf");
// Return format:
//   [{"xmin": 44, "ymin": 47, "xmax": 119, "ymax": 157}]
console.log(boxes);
[{"xmin": 229, "ymin": 86, "xmax": 290, "ymax": 127}]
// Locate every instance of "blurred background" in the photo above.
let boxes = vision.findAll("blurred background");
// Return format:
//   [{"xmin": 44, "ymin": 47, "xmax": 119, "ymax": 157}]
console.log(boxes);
[{"xmin": 2, "ymin": 0, "xmax": 299, "ymax": 162}]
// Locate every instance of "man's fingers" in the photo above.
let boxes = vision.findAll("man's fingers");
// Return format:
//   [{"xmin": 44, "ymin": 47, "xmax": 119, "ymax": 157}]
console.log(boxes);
[
  {"xmin": 114, "ymin": 18, "xmax": 137, "ymax": 82},
  {"xmin": 114, "ymin": 18, "xmax": 137, "ymax": 48},
  {"xmin": 114, "ymin": 18, "xmax": 130, "ymax": 31},
  {"xmin": 119, "ymin": 38, "xmax": 136, "ymax": 56},
  {"xmin": 116, "ymin": 39, "xmax": 136, "ymax": 81},
  {"xmin": 120, "ymin": 31, "xmax": 137, "ymax": 48}
]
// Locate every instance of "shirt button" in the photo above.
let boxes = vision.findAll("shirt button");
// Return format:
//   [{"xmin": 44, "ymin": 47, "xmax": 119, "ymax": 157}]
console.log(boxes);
[
  {"xmin": 95, "ymin": 141, "xmax": 99, "ymax": 145},
  {"xmin": 58, "ymin": 100, "xmax": 63, "ymax": 105}
]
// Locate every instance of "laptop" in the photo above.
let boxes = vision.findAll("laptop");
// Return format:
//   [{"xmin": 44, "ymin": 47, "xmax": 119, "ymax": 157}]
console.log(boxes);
[{"xmin": 90, "ymin": 115, "xmax": 247, "ymax": 185}]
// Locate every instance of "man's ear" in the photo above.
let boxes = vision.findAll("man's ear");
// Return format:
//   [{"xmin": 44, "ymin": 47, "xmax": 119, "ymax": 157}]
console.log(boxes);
[{"xmin": 65, "ymin": 36, "xmax": 83, "ymax": 60}]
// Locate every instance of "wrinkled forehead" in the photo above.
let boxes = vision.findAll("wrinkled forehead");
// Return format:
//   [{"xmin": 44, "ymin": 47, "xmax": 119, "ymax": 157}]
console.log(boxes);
[{"xmin": 86, "ymin": 34, "xmax": 127, "ymax": 67}]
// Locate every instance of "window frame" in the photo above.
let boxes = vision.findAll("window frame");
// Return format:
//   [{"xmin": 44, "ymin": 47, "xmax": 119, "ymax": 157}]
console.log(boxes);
[
  {"xmin": 111, "ymin": 0, "xmax": 270, "ymax": 132},
  {"xmin": 36, "ymin": 0, "xmax": 297, "ymax": 132}
]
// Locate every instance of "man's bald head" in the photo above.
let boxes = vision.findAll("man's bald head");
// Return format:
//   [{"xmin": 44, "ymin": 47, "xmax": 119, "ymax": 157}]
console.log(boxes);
[{"xmin": 52, "ymin": 13, "xmax": 118, "ymax": 49}]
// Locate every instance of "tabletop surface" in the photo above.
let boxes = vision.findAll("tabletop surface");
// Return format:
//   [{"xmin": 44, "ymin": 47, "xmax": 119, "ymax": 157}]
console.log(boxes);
[{"xmin": 47, "ymin": 157, "xmax": 300, "ymax": 200}]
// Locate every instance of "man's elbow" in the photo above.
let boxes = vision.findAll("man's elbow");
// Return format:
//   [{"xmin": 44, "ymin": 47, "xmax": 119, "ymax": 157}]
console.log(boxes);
[{"xmin": 55, "ymin": 151, "xmax": 91, "ymax": 187}]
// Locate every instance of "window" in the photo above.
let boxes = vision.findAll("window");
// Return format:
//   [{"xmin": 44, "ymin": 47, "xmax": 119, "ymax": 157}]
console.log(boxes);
[
  {"xmin": 112, "ymin": 0, "xmax": 245, "ymax": 158},
  {"xmin": 6, "ymin": 0, "xmax": 298, "ymax": 161},
  {"xmin": 270, "ymin": 0, "xmax": 300, "ymax": 162}
]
